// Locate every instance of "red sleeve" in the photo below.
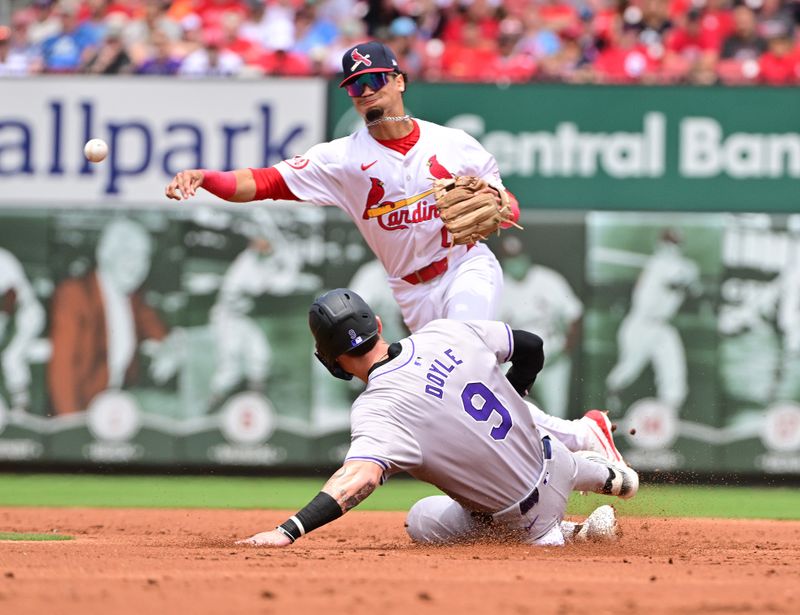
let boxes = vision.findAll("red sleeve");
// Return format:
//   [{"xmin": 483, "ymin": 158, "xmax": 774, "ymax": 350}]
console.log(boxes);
[
  {"xmin": 249, "ymin": 167, "xmax": 301, "ymax": 201},
  {"xmin": 501, "ymin": 190, "xmax": 521, "ymax": 229}
]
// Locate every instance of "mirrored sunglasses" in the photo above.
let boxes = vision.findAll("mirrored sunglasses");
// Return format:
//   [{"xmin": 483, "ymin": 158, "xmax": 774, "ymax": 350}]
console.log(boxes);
[{"xmin": 345, "ymin": 72, "xmax": 392, "ymax": 97}]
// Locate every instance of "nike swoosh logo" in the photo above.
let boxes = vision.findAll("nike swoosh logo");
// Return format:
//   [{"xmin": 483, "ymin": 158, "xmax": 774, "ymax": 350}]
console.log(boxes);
[{"xmin": 361, "ymin": 160, "xmax": 378, "ymax": 171}]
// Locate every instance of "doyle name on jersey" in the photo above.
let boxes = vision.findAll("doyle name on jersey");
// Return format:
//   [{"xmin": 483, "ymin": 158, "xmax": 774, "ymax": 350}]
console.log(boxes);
[
  {"xmin": 275, "ymin": 119, "xmax": 503, "ymax": 280},
  {"xmin": 422, "ymin": 347, "xmax": 464, "ymax": 399}
]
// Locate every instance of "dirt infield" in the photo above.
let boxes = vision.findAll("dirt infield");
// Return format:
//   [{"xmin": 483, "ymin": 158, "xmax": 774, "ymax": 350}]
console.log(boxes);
[{"xmin": 1, "ymin": 507, "xmax": 798, "ymax": 615}]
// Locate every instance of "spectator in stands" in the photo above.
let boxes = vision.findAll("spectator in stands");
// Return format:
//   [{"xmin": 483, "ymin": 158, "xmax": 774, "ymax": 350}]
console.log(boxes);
[
  {"xmin": 40, "ymin": 3, "xmax": 100, "ymax": 73},
  {"xmin": 593, "ymin": 20, "xmax": 660, "ymax": 83},
  {"xmin": 124, "ymin": 0, "xmax": 182, "ymax": 51},
  {"xmin": 178, "ymin": 26, "xmax": 243, "ymax": 76},
  {"xmin": 136, "ymin": 28, "xmax": 182, "ymax": 74},
  {"xmin": 81, "ymin": 20, "xmax": 133, "ymax": 74},
  {"xmin": 251, "ymin": 0, "xmax": 295, "ymax": 51},
  {"xmin": 20, "ymin": 0, "xmax": 61, "ymax": 48},
  {"xmin": 173, "ymin": 12, "xmax": 205, "ymax": 59},
  {"xmin": 0, "ymin": 17, "xmax": 38, "ymax": 76},
  {"xmin": 239, "ymin": 0, "xmax": 271, "ymax": 48},
  {"xmin": 663, "ymin": 8, "xmax": 718, "ymax": 83},
  {"xmin": 255, "ymin": 43, "xmax": 312, "ymax": 75},
  {"xmin": 488, "ymin": 17, "xmax": 538, "ymax": 83},
  {"xmin": 440, "ymin": 0, "xmax": 501, "ymax": 45},
  {"xmin": 636, "ymin": 0, "xmax": 674, "ymax": 50},
  {"xmin": 758, "ymin": 26, "xmax": 800, "ymax": 84},
  {"xmin": 291, "ymin": 1, "xmax": 338, "ymax": 58},
  {"xmin": 5, "ymin": 0, "xmax": 797, "ymax": 85},
  {"xmin": 195, "ymin": 0, "xmax": 250, "ymax": 30},
  {"xmin": 536, "ymin": 0, "xmax": 579, "ymax": 34},
  {"xmin": 698, "ymin": 0, "xmax": 736, "ymax": 52},
  {"xmin": 538, "ymin": 23, "xmax": 592, "ymax": 83},
  {"xmin": 218, "ymin": 10, "xmax": 261, "ymax": 64},
  {"xmin": 75, "ymin": 0, "xmax": 111, "ymax": 44},
  {"xmin": 323, "ymin": 17, "xmax": 366, "ymax": 74},
  {"xmin": 757, "ymin": 0, "xmax": 796, "ymax": 40},
  {"xmin": 386, "ymin": 16, "xmax": 424, "ymax": 80},
  {"xmin": 721, "ymin": 3, "xmax": 767, "ymax": 60},
  {"xmin": 364, "ymin": 0, "xmax": 402, "ymax": 37},
  {"xmin": 516, "ymin": 4, "xmax": 562, "ymax": 61},
  {"xmin": 441, "ymin": 19, "xmax": 499, "ymax": 81},
  {"xmin": 411, "ymin": 0, "xmax": 446, "ymax": 41}
]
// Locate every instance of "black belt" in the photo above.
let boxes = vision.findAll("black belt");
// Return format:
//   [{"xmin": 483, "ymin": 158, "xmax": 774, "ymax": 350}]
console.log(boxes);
[{"xmin": 519, "ymin": 436, "xmax": 552, "ymax": 515}]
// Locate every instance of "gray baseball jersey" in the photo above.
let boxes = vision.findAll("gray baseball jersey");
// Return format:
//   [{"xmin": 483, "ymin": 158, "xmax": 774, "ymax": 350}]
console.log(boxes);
[{"xmin": 345, "ymin": 319, "xmax": 544, "ymax": 513}]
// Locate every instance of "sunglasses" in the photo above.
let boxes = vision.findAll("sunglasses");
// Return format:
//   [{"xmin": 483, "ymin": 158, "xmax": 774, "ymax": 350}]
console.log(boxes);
[{"xmin": 345, "ymin": 72, "xmax": 393, "ymax": 97}]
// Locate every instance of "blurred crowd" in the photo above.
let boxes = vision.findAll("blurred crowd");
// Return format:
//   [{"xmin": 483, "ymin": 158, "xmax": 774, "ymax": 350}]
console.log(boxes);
[{"xmin": 1, "ymin": 0, "xmax": 799, "ymax": 84}]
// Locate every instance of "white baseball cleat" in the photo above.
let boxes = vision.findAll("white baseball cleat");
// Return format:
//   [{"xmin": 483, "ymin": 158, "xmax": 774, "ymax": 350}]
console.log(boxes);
[
  {"xmin": 580, "ymin": 409, "xmax": 624, "ymax": 463},
  {"xmin": 577, "ymin": 450, "xmax": 639, "ymax": 500},
  {"xmin": 575, "ymin": 505, "xmax": 619, "ymax": 542}
]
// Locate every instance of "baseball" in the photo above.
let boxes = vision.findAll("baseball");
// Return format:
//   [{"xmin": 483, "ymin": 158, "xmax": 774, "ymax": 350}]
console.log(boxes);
[{"xmin": 84, "ymin": 138, "xmax": 108, "ymax": 163}]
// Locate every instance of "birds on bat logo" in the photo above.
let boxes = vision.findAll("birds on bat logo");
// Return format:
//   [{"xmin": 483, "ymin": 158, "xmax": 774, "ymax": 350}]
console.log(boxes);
[
  {"xmin": 360, "ymin": 156, "xmax": 454, "ymax": 230},
  {"xmin": 350, "ymin": 48, "xmax": 372, "ymax": 71}
]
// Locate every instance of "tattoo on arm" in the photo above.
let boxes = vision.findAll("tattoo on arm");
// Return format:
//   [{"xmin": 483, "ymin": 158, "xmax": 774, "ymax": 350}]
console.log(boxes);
[
  {"xmin": 341, "ymin": 482, "xmax": 376, "ymax": 512},
  {"xmin": 323, "ymin": 464, "xmax": 379, "ymax": 512}
]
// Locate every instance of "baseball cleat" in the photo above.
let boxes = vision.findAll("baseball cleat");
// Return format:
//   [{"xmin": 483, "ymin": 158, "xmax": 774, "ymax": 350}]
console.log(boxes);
[
  {"xmin": 576, "ymin": 450, "xmax": 639, "ymax": 500},
  {"xmin": 574, "ymin": 505, "xmax": 619, "ymax": 542},
  {"xmin": 580, "ymin": 409, "xmax": 624, "ymax": 463}
]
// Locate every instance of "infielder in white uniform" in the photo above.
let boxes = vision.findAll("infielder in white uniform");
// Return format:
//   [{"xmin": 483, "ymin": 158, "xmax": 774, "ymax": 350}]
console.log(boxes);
[
  {"xmin": 238, "ymin": 289, "xmax": 638, "ymax": 547},
  {"xmin": 0, "ymin": 247, "xmax": 45, "ymax": 411},
  {"xmin": 606, "ymin": 230, "xmax": 700, "ymax": 411},
  {"xmin": 166, "ymin": 41, "xmax": 617, "ymax": 461}
]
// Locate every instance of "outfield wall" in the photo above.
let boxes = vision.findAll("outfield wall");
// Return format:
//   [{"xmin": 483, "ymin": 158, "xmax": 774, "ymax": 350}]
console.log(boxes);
[{"xmin": 1, "ymin": 79, "xmax": 799, "ymax": 474}]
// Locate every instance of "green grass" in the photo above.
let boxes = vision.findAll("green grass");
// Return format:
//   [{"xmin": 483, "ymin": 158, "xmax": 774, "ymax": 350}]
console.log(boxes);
[
  {"xmin": 0, "ymin": 531, "xmax": 73, "ymax": 541},
  {"xmin": 0, "ymin": 474, "xmax": 798, "ymax": 520}
]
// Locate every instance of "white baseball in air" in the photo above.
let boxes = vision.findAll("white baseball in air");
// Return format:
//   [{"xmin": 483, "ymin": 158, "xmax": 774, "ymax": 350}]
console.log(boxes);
[{"xmin": 84, "ymin": 138, "xmax": 108, "ymax": 163}]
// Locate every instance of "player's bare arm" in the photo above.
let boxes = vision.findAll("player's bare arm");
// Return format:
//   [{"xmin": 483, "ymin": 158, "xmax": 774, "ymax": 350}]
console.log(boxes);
[
  {"xmin": 322, "ymin": 460, "xmax": 383, "ymax": 512},
  {"xmin": 237, "ymin": 461, "xmax": 383, "ymax": 547},
  {"xmin": 165, "ymin": 168, "xmax": 257, "ymax": 202}
]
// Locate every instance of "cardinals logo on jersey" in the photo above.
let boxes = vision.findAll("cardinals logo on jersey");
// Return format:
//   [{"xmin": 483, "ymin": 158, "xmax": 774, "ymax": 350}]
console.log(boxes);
[
  {"xmin": 350, "ymin": 48, "xmax": 372, "ymax": 71},
  {"xmin": 427, "ymin": 155, "xmax": 453, "ymax": 180},
  {"xmin": 362, "ymin": 156, "xmax": 453, "ymax": 231}
]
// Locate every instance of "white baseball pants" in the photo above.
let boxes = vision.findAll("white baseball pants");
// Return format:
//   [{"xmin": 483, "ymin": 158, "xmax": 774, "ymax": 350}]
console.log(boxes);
[
  {"xmin": 405, "ymin": 434, "xmax": 612, "ymax": 545},
  {"xmin": 388, "ymin": 243, "xmax": 503, "ymax": 333}
]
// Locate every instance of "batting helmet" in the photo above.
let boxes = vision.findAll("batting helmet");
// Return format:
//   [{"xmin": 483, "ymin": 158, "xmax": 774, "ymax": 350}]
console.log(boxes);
[{"xmin": 309, "ymin": 288, "xmax": 379, "ymax": 380}]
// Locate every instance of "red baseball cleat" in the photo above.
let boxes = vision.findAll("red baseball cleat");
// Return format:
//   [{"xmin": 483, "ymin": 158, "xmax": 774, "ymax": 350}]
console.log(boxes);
[{"xmin": 580, "ymin": 409, "xmax": 624, "ymax": 463}]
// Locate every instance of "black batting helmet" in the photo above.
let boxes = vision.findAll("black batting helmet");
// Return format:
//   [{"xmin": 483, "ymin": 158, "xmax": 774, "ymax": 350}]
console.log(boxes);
[{"xmin": 309, "ymin": 288, "xmax": 379, "ymax": 380}]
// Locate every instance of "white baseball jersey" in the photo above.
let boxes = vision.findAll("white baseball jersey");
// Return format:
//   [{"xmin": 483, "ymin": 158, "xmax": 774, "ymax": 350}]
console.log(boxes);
[
  {"xmin": 500, "ymin": 266, "xmax": 583, "ymax": 357},
  {"xmin": 344, "ymin": 319, "xmax": 544, "ymax": 513},
  {"xmin": 274, "ymin": 119, "xmax": 504, "ymax": 280}
]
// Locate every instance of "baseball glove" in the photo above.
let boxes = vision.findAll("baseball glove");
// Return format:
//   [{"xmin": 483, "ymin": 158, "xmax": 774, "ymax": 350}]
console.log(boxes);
[{"xmin": 433, "ymin": 176, "xmax": 515, "ymax": 246}]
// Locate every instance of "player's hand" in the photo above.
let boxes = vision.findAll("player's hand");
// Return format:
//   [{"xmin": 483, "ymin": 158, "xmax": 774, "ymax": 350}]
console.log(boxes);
[
  {"xmin": 165, "ymin": 170, "xmax": 204, "ymax": 201},
  {"xmin": 235, "ymin": 529, "xmax": 293, "ymax": 547}
]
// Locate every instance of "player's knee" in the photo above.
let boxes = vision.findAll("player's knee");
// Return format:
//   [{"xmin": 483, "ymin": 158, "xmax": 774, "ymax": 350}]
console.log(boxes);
[
  {"xmin": 404, "ymin": 500, "xmax": 429, "ymax": 543},
  {"xmin": 406, "ymin": 498, "xmax": 451, "ymax": 543}
]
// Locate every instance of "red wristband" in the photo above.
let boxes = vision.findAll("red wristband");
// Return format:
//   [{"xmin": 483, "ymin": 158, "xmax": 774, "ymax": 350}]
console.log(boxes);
[
  {"xmin": 201, "ymin": 170, "xmax": 237, "ymax": 200},
  {"xmin": 501, "ymin": 191, "xmax": 520, "ymax": 229}
]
